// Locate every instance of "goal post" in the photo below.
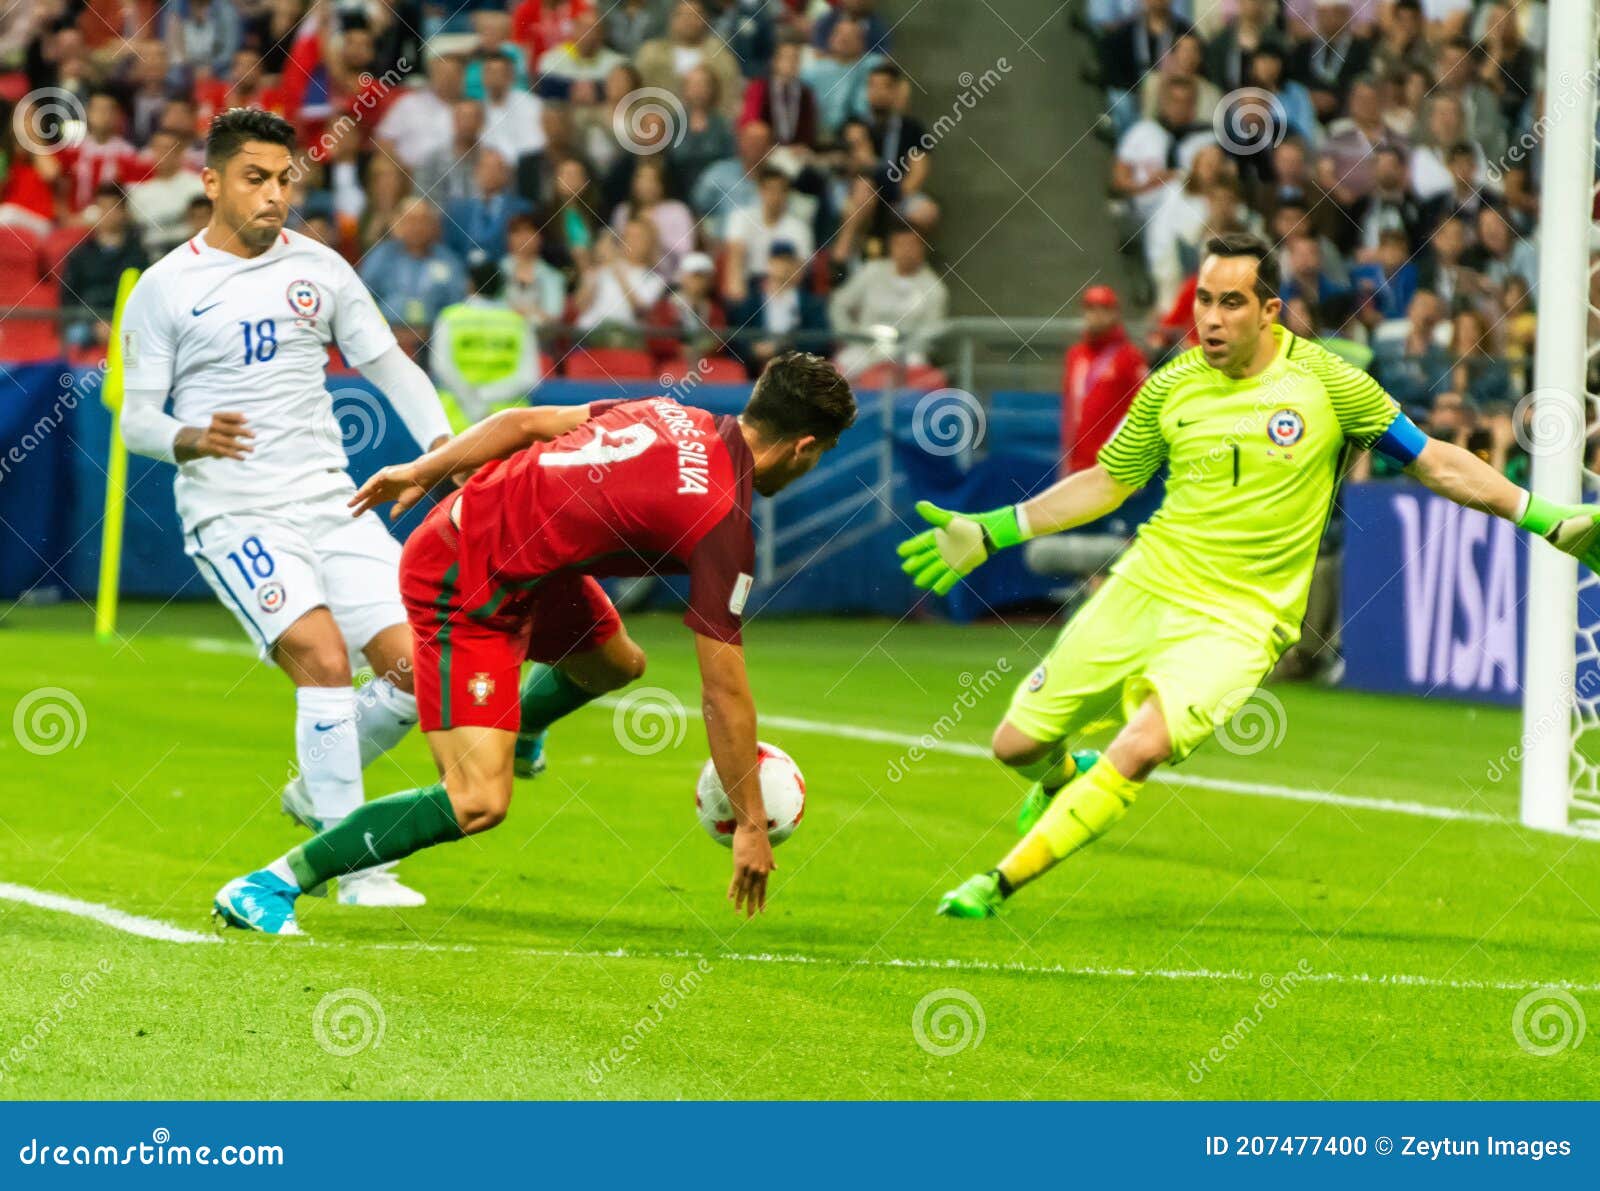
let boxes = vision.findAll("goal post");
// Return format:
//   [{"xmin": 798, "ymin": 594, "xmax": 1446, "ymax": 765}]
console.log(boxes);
[{"xmin": 1521, "ymin": 0, "xmax": 1599, "ymax": 832}]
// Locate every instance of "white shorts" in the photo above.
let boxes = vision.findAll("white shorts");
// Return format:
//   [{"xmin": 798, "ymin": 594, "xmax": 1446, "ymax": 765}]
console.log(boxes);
[{"xmin": 186, "ymin": 491, "xmax": 405, "ymax": 663}]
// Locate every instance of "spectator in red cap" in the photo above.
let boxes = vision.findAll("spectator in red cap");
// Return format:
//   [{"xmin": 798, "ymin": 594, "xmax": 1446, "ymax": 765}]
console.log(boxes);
[{"xmin": 1060, "ymin": 285, "xmax": 1147, "ymax": 476}]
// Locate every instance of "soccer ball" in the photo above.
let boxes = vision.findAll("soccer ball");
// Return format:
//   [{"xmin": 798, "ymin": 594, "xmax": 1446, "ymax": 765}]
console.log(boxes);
[{"xmin": 695, "ymin": 742, "xmax": 806, "ymax": 847}]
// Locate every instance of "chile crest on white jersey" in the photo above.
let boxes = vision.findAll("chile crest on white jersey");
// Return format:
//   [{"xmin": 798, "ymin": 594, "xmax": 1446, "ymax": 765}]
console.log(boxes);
[{"xmin": 121, "ymin": 228, "xmax": 397, "ymax": 528}]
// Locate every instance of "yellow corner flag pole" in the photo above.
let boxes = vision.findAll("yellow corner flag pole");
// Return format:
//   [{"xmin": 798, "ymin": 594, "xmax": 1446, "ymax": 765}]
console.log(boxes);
[{"xmin": 94, "ymin": 267, "xmax": 141, "ymax": 643}]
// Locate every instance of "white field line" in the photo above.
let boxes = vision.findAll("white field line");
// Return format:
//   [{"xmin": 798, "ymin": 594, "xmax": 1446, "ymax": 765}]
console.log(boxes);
[
  {"xmin": 6, "ymin": 883, "xmax": 1597, "ymax": 993},
  {"xmin": 0, "ymin": 881, "xmax": 219, "ymax": 944}
]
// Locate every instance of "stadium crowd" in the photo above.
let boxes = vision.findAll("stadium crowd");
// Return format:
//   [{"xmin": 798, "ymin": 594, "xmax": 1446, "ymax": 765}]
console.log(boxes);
[
  {"xmin": 0, "ymin": 0, "xmax": 950, "ymax": 385},
  {"xmin": 1078, "ymin": 0, "xmax": 1569, "ymax": 481}
]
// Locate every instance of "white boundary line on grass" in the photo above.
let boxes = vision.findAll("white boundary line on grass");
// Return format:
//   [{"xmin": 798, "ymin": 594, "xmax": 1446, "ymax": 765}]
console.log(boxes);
[
  {"xmin": 0, "ymin": 881, "xmax": 219, "ymax": 944},
  {"xmin": 6, "ymin": 878, "xmax": 1595, "ymax": 994}
]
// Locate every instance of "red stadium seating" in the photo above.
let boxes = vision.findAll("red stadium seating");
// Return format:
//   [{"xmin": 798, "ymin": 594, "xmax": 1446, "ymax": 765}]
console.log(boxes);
[
  {"xmin": 0, "ymin": 275, "xmax": 61, "ymax": 361},
  {"xmin": 40, "ymin": 225, "xmax": 90, "ymax": 275},
  {"xmin": 0, "ymin": 225, "xmax": 41, "ymax": 277},
  {"xmin": 563, "ymin": 347, "xmax": 657, "ymax": 380},
  {"xmin": 853, "ymin": 362, "xmax": 948, "ymax": 391}
]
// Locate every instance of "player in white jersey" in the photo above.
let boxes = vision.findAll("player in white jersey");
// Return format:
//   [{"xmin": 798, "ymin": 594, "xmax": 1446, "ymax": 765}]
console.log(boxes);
[{"xmin": 119, "ymin": 109, "xmax": 454, "ymax": 908}]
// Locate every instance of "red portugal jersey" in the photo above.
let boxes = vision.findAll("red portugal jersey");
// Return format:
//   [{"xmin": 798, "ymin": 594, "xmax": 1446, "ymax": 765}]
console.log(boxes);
[{"xmin": 457, "ymin": 396, "xmax": 756, "ymax": 643}]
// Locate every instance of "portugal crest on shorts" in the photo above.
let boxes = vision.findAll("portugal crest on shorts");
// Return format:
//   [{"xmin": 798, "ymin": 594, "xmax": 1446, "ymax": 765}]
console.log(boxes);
[
  {"xmin": 469, "ymin": 672, "xmax": 496, "ymax": 705},
  {"xmin": 1267, "ymin": 409, "xmax": 1305, "ymax": 447},
  {"xmin": 286, "ymin": 279, "xmax": 322, "ymax": 320},
  {"xmin": 257, "ymin": 581, "xmax": 286, "ymax": 613}
]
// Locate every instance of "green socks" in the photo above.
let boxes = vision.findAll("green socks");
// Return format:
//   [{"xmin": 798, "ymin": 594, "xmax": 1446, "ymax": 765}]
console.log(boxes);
[
  {"xmin": 286, "ymin": 783, "xmax": 464, "ymax": 890},
  {"xmin": 519, "ymin": 663, "xmax": 596, "ymax": 736}
]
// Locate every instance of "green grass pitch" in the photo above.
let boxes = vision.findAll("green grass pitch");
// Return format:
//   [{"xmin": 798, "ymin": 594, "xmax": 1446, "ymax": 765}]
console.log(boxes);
[{"xmin": 1, "ymin": 601, "xmax": 1596, "ymax": 1100}]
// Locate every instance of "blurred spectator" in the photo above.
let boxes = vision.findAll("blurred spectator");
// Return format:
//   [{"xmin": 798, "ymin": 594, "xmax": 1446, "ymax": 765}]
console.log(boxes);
[
  {"xmin": 192, "ymin": 48, "xmax": 284, "ymax": 136},
  {"xmin": 0, "ymin": 104, "xmax": 60, "ymax": 236},
  {"xmin": 692, "ymin": 118, "xmax": 773, "ymax": 238},
  {"xmin": 163, "ymin": 0, "xmax": 243, "ymax": 78},
  {"xmin": 635, "ymin": 2, "xmax": 743, "ymax": 118},
  {"xmin": 732, "ymin": 241, "xmax": 828, "ymax": 374},
  {"xmin": 63, "ymin": 182, "xmax": 147, "ymax": 347},
  {"xmin": 812, "ymin": 0, "xmax": 892, "ymax": 56},
  {"xmin": 829, "ymin": 224, "xmax": 948, "ymax": 376},
  {"xmin": 710, "ymin": 0, "xmax": 778, "ymax": 79},
  {"xmin": 724, "ymin": 165, "xmax": 814, "ymax": 305},
  {"xmin": 1416, "ymin": 214, "xmax": 1479, "ymax": 306},
  {"xmin": 800, "ymin": 18, "xmax": 876, "ymax": 138},
  {"xmin": 1289, "ymin": 0, "xmax": 1374, "ymax": 121},
  {"xmin": 1462, "ymin": 204, "xmax": 1536, "ymax": 294},
  {"xmin": 1206, "ymin": 0, "xmax": 1284, "ymax": 92},
  {"xmin": 662, "ymin": 250, "xmax": 726, "ymax": 352},
  {"xmin": 1353, "ymin": 143, "xmax": 1424, "ymax": 255},
  {"xmin": 1476, "ymin": 1, "xmax": 1536, "ymax": 126},
  {"xmin": 126, "ymin": 127, "xmax": 205, "ymax": 256},
  {"xmin": 582, "ymin": 63, "xmax": 644, "ymax": 179},
  {"xmin": 359, "ymin": 198, "xmax": 468, "ymax": 330},
  {"xmin": 1319, "ymin": 76, "xmax": 1406, "ymax": 200},
  {"xmin": 827, "ymin": 115, "xmax": 898, "ymax": 268},
  {"xmin": 58, "ymin": 90, "xmax": 151, "ymax": 214},
  {"xmin": 501, "ymin": 213, "xmax": 568, "ymax": 329},
  {"xmin": 574, "ymin": 220, "xmax": 667, "ymax": 331},
  {"xmin": 742, "ymin": 39, "xmax": 819, "ymax": 151},
  {"xmin": 431, "ymin": 260, "xmax": 542, "ymax": 428},
  {"xmin": 1370, "ymin": 0, "xmax": 1431, "ymax": 77},
  {"xmin": 543, "ymin": 155, "xmax": 598, "ymax": 274},
  {"xmin": 414, "ymin": 99, "xmax": 487, "ymax": 206},
  {"xmin": 375, "ymin": 53, "xmax": 466, "ymax": 171},
  {"xmin": 1448, "ymin": 306, "xmax": 1513, "ymax": 406},
  {"xmin": 184, "ymin": 194, "xmax": 213, "ymax": 239},
  {"xmin": 608, "ymin": 0, "xmax": 672, "ymax": 59},
  {"xmin": 1430, "ymin": 36, "xmax": 1508, "ymax": 166},
  {"xmin": 1241, "ymin": 43, "xmax": 1317, "ymax": 144},
  {"xmin": 1112, "ymin": 76, "xmax": 1215, "ymax": 226},
  {"xmin": 1421, "ymin": 142, "xmax": 1491, "ymax": 233},
  {"xmin": 864, "ymin": 64, "xmax": 939, "ymax": 233},
  {"xmin": 611, "ymin": 157, "xmax": 695, "ymax": 280},
  {"xmin": 359, "ymin": 153, "xmax": 413, "ymax": 251},
  {"xmin": 1424, "ymin": 389, "xmax": 1475, "ymax": 448},
  {"xmin": 479, "ymin": 49, "xmax": 547, "ymax": 182},
  {"xmin": 1349, "ymin": 228, "xmax": 1419, "ymax": 321},
  {"xmin": 464, "ymin": 9, "xmax": 532, "ymax": 98},
  {"xmin": 535, "ymin": 12, "xmax": 625, "ymax": 103},
  {"xmin": 1281, "ymin": 234, "xmax": 1349, "ymax": 316},
  {"xmin": 598, "ymin": 108, "xmax": 683, "ymax": 215},
  {"xmin": 1100, "ymin": 0, "xmax": 1194, "ymax": 134},
  {"xmin": 1409, "ymin": 94, "xmax": 1486, "ymax": 201},
  {"xmin": 114, "ymin": 38, "xmax": 178, "ymax": 146},
  {"xmin": 1061, "ymin": 285, "xmax": 1146, "ymax": 476},
  {"xmin": 1144, "ymin": 144, "xmax": 1237, "ymax": 306},
  {"xmin": 445, "ymin": 148, "xmax": 534, "ymax": 264},
  {"xmin": 670, "ymin": 64, "xmax": 736, "ymax": 198}
]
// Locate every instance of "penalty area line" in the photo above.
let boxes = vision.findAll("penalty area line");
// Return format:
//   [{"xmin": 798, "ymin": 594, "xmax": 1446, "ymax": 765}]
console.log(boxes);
[{"xmin": 0, "ymin": 881, "xmax": 219, "ymax": 944}]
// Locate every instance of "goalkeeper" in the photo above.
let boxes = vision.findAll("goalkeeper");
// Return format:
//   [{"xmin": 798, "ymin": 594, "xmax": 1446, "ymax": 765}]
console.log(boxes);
[{"xmin": 900, "ymin": 233, "xmax": 1600, "ymax": 919}]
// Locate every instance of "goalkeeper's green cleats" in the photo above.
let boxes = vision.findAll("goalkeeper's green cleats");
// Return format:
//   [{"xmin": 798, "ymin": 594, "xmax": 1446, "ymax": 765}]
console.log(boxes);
[
  {"xmin": 936, "ymin": 872, "xmax": 1005, "ymax": 919},
  {"xmin": 1016, "ymin": 749, "xmax": 1101, "ymax": 834}
]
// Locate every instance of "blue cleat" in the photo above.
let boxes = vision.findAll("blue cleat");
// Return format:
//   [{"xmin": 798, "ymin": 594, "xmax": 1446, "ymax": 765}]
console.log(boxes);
[
  {"xmin": 513, "ymin": 730, "xmax": 547, "ymax": 779},
  {"xmin": 213, "ymin": 870, "xmax": 304, "ymax": 936}
]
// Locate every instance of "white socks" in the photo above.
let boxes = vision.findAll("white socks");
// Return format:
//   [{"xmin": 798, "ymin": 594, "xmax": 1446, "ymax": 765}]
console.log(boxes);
[
  {"xmin": 355, "ymin": 677, "xmax": 418, "ymax": 768},
  {"xmin": 295, "ymin": 686, "xmax": 362, "ymax": 827}
]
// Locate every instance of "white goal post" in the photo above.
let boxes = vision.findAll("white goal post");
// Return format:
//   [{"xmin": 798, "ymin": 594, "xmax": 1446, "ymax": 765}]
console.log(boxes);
[{"xmin": 1521, "ymin": 0, "xmax": 1600, "ymax": 832}]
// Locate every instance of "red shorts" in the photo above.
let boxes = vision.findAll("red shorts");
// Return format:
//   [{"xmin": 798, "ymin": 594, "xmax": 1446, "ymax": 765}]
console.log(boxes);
[{"xmin": 400, "ymin": 494, "xmax": 622, "ymax": 732}]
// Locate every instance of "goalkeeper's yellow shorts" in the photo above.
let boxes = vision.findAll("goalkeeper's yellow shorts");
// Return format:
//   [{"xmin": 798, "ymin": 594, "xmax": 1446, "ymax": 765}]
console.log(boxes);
[{"xmin": 1006, "ymin": 574, "xmax": 1281, "ymax": 763}]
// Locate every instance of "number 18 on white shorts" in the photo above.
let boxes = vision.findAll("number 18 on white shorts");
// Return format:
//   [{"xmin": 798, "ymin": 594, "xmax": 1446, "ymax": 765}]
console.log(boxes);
[{"xmin": 185, "ymin": 490, "xmax": 406, "ymax": 662}]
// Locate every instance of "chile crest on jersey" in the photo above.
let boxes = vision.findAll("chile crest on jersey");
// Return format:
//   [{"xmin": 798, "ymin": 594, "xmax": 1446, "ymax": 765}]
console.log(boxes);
[{"xmin": 286, "ymin": 279, "xmax": 322, "ymax": 325}]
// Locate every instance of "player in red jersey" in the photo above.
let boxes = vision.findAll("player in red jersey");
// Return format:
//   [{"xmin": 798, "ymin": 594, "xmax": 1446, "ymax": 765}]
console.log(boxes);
[{"xmin": 213, "ymin": 352, "xmax": 856, "ymax": 935}]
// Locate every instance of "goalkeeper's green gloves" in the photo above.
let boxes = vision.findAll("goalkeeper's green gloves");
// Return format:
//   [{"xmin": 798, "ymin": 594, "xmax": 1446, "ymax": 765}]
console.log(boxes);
[
  {"xmin": 1518, "ymin": 493, "xmax": 1600, "ymax": 571},
  {"xmin": 896, "ymin": 500, "xmax": 1032, "ymax": 595}
]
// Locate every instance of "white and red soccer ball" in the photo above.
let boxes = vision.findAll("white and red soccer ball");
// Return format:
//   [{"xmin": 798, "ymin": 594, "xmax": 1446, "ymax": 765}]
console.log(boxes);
[{"xmin": 695, "ymin": 742, "xmax": 805, "ymax": 847}]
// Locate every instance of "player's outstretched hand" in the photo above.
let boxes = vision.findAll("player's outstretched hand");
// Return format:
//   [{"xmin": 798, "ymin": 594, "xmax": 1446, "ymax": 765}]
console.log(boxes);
[
  {"xmin": 728, "ymin": 825, "xmax": 775, "ymax": 918},
  {"xmin": 180, "ymin": 411, "xmax": 254, "ymax": 461},
  {"xmin": 1537, "ymin": 505, "xmax": 1600, "ymax": 572},
  {"xmin": 896, "ymin": 500, "xmax": 1024, "ymax": 596},
  {"xmin": 349, "ymin": 462, "xmax": 426, "ymax": 520}
]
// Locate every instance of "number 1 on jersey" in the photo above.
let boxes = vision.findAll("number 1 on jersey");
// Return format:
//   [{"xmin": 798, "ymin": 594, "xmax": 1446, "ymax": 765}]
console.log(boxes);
[{"xmin": 239, "ymin": 319, "xmax": 278, "ymax": 365}]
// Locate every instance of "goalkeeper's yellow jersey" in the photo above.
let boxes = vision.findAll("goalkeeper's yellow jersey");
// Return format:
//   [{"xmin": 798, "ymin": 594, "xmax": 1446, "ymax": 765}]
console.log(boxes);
[{"xmin": 1097, "ymin": 324, "xmax": 1401, "ymax": 648}]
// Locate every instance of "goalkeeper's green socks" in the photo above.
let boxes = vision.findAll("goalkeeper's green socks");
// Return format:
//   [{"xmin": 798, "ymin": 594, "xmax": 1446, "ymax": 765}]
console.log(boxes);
[
  {"xmin": 519, "ymin": 663, "xmax": 596, "ymax": 734},
  {"xmin": 271, "ymin": 784, "xmax": 465, "ymax": 892},
  {"xmin": 995, "ymin": 756, "xmax": 1142, "ymax": 893}
]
